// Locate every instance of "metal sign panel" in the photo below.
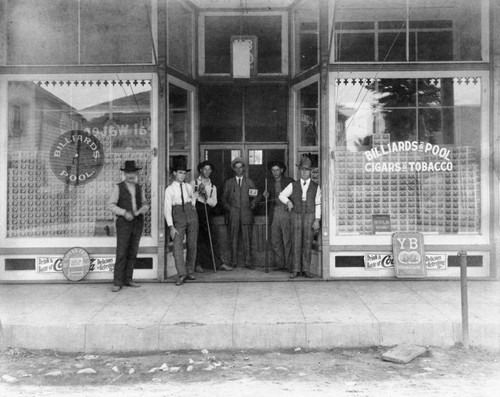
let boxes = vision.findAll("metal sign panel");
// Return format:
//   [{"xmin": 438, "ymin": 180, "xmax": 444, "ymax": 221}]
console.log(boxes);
[{"xmin": 392, "ymin": 232, "xmax": 426, "ymax": 278}]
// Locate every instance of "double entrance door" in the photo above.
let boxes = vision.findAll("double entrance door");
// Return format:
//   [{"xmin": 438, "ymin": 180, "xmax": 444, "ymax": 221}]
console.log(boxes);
[{"xmin": 200, "ymin": 145, "xmax": 287, "ymax": 267}]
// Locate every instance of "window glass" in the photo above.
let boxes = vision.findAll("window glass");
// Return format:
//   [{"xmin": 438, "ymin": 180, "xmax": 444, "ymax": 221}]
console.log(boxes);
[
  {"xmin": 204, "ymin": 15, "xmax": 282, "ymax": 74},
  {"xmin": 199, "ymin": 85, "xmax": 242, "ymax": 142},
  {"xmin": 7, "ymin": 80, "xmax": 152, "ymax": 238},
  {"xmin": 167, "ymin": 0, "xmax": 193, "ymax": 75},
  {"xmin": 169, "ymin": 83, "xmax": 191, "ymax": 150},
  {"xmin": 293, "ymin": 0, "xmax": 318, "ymax": 74},
  {"xmin": 80, "ymin": 0, "xmax": 152, "ymax": 64},
  {"xmin": 334, "ymin": 0, "xmax": 482, "ymax": 62},
  {"xmin": 298, "ymin": 82, "xmax": 319, "ymax": 147},
  {"xmin": 335, "ymin": 76, "xmax": 482, "ymax": 234},
  {"xmin": 245, "ymin": 85, "xmax": 287, "ymax": 142},
  {"xmin": 6, "ymin": 0, "xmax": 79, "ymax": 65}
]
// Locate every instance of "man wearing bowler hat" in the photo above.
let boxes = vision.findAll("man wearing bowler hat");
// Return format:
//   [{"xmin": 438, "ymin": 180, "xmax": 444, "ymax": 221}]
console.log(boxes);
[
  {"xmin": 222, "ymin": 157, "xmax": 259, "ymax": 269},
  {"xmin": 263, "ymin": 160, "xmax": 295, "ymax": 271},
  {"xmin": 108, "ymin": 160, "xmax": 150, "ymax": 292},
  {"xmin": 164, "ymin": 157, "xmax": 199, "ymax": 286},
  {"xmin": 279, "ymin": 155, "xmax": 321, "ymax": 278},
  {"xmin": 191, "ymin": 160, "xmax": 233, "ymax": 272}
]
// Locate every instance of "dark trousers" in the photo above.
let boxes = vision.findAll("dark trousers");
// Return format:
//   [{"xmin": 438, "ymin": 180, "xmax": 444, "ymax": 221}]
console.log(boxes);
[
  {"xmin": 228, "ymin": 209, "xmax": 252, "ymax": 266},
  {"xmin": 291, "ymin": 211, "xmax": 315, "ymax": 273},
  {"xmin": 114, "ymin": 216, "xmax": 143, "ymax": 286},
  {"xmin": 172, "ymin": 204, "xmax": 199, "ymax": 276},
  {"xmin": 195, "ymin": 201, "xmax": 223, "ymax": 269}
]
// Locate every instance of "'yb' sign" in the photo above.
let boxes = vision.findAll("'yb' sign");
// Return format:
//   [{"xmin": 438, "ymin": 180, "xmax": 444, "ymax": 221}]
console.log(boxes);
[{"xmin": 392, "ymin": 232, "xmax": 426, "ymax": 278}]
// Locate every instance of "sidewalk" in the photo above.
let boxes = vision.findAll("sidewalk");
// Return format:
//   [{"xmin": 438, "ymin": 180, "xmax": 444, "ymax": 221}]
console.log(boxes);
[{"xmin": 0, "ymin": 280, "xmax": 499, "ymax": 353}]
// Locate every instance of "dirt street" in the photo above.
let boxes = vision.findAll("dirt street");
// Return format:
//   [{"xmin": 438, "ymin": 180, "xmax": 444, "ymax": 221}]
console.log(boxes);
[{"xmin": 1, "ymin": 345, "xmax": 499, "ymax": 396}]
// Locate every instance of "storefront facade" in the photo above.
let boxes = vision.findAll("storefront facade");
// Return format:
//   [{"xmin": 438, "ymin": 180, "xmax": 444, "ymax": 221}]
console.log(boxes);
[{"xmin": 0, "ymin": 0, "xmax": 498, "ymax": 282}]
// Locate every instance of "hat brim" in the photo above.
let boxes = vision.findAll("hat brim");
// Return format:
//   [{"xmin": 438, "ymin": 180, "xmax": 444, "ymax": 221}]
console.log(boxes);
[
  {"xmin": 296, "ymin": 164, "xmax": 313, "ymax": 170},
  {"xmin": 172, "ymin": 168, "xmax": 191, "ymax": 172},
  {"xmin": 121, "ymin": 167, "xmax": 142, "ymax": 172}
]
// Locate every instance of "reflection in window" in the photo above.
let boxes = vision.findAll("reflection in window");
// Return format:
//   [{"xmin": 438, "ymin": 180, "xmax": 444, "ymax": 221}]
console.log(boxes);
[
  {"xmin": 7, "ymin": 80, "xmax": 152, "ymax": 238},
  {"xmin": 298, "ymin": 83, "xmax": 318, "ymax": 147},
  {"xmin": 334, "ymin": 76, "xmax": 481, "ymax": 235},
  {"xmin": 293, "ymin": 0, "xmax": 319, "ymax": 74},
  {"xmin": 333, "ymin": 0, "xmax": 482, "ymax": 62},
  {"xmin": 169, "ymin": 84, "xmax": 190, "ymax": 150}
]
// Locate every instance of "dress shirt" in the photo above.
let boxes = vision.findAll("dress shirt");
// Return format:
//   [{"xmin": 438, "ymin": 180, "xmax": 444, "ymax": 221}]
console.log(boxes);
[
  {"xmin": 108, "ymin": 182, "xmax": 149, "ymax": 217},
  {"xmin": 164, "ymin": 180, "xmax": 196, "ymax": 227},
  {"xmin": 191, "ymin": 177, "xmax": 217, "ymax": 207},
  {"xmin": 279, "ymin": 178, "xmax": 321, "ymax": 219}
]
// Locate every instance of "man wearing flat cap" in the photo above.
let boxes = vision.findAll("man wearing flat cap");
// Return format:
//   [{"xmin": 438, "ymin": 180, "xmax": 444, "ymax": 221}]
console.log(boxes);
[
  {"xmin": 108, "ymin": 160, "xmax": 150, "ymax": 292},
  {"xmin": 263, "ymin": 160, "xmax": 295, "ymax": 272},
  {"xmin": 191, "ymin": 160, "xmax": 233, "ymax": 272},
  {"xmin": 279, "ymin": 155, "xmax": 321, "ymax": 278},
  {"xmin": 222, "ymin": 157, "xmax": 260, "ymax": 269}
]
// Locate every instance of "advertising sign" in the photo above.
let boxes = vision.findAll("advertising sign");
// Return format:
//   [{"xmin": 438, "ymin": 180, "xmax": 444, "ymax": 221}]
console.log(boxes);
[
  {"xmin": 61, "ymin": 247, "xmax": 91, "ymax": 281},
  {"xmin": 364, "ymin": 254, "xmax": 447, "ymax": 270},
  {"xmin": 392, "ymin": 232, "xmax": 427, "ymax": 278}
]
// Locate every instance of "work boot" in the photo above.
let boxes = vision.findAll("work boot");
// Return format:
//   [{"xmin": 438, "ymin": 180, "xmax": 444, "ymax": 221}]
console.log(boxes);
[
  {"xmin": 218, "ymin": 264, "xmax": 233, "ymax": 271},
  {"xmin": 125, "ymin": 282, "xmax": 141, "ymax": 287},
  {"xmin": 175, "ymin": 275, "xmax": 186, "ymax": 286},
  {"xmin": 111, "ymin": 285, "xmax": 122, "ymax": 292},
  {"xmin": 195, "ymin": 265, "xmax": 204, "ymax": 273}
]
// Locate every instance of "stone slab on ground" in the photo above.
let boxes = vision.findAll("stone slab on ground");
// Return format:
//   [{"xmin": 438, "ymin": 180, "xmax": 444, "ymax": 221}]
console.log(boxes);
[{"xmin": 381, "ymin": 344, "xmax": 427, "ymax": 364}]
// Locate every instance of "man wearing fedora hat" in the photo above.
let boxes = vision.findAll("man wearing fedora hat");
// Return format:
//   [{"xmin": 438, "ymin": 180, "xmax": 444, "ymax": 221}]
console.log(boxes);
[
  {"xmin": 279, "ymin": 155, "xmax": 321, "ymax": 278},
  {"xmin": 263, "ymin": 160, "xmax": 295, "ymax": 272},
  {"xmin": 191, "ymin": 160, "xmax": 233, "ymax": 272},
  {"xmin": 222, "ymin": 157, "xmax": 259, "ymax": 269},
  {"xmin": 164, "ymin": 157, "xmax": 199, "ymax": 286},
  {"xmin": 108, "ymin": 160, "xmax": 150, "ymax": 292}
]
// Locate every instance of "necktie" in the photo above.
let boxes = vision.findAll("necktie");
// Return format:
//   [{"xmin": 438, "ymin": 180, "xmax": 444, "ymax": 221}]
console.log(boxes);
[
  {"xmin": 180, "ymin": 183, "xmax": 185, "ymax": 206},
  {"xmin": 238, "ymin": 178, "xmax": 241, "ymax": 187},
  {"xmin": 303, "ymin": 180, "xmax": 306, "ymax": 186}
]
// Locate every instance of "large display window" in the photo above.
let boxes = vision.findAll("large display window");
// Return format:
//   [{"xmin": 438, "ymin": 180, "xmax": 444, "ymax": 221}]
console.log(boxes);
[
  {"xmin": 331, "ymin": 72, "xmax": 489, "ymax": 244},
  {"xmin": 2, "ymin": 77, "xmax": 156, "ymax": 243}
]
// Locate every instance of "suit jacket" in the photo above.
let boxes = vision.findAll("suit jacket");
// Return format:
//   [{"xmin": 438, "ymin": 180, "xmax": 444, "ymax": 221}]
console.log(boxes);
[{"xmin": 222, "ymin": 176, "xmax": 259, "ymax": 225}]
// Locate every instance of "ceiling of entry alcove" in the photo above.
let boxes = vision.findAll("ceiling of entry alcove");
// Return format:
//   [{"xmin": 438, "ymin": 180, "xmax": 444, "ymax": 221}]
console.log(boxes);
[{"xmin": 188, "ymin": 0, "xmax": 297, "ymax": 9}]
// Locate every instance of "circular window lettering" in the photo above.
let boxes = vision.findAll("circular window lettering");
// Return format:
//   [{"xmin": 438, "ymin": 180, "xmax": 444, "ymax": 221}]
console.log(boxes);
[
  {"xmin": 61, "ymin": 247, "xmax": 91, "ymax": 282},
  {"xmin": 49, "ymin": 130, "xmax": 104, "ymax": 186}
]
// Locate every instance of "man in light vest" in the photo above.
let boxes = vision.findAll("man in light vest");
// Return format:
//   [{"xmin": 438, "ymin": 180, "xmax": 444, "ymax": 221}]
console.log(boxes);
[{"xmin": 279, "ymin": 156, "xmax": 321, "ymax": 278}]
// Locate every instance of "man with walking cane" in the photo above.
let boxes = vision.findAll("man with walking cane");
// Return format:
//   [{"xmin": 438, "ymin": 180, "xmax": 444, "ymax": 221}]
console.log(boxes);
[
  {"xmin": 191, "ymin": 161, "xmax": 233, "ymax": 272},
  {"xmin": 263, "ymin": 161, "xmax": 295, "ymax": 272}
]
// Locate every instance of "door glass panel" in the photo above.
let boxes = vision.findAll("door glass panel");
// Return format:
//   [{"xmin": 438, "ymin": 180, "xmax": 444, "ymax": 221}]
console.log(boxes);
[
  {"xmin": 297, "ymin": 82, "xmax": 318, "ymax": 147},
  {"xmin": 167, "ymin": 0, "xmax": 193, "ymax": 75},
  {"xmin": 169, "ymin": 83, "xmax": 191, "ymax": 150}
]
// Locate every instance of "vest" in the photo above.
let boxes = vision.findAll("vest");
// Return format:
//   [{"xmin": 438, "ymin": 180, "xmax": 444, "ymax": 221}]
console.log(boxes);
[
  {"xmin": 117, "ymin": 181, "xmax": 143, "ymax": 218},
  {"xmin": 290, "ymin": 180, "xmax": 318, "ymax": 214}
]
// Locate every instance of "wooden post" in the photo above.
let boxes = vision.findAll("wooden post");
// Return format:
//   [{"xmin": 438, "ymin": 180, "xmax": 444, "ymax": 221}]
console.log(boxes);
[{"xmin": 458, "ymin": 249, "xmax": 469, "ymax": 349}]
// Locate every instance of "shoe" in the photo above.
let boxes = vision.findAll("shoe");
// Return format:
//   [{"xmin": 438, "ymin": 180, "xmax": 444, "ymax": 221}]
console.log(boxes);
[
  {"xmin": 175, "ymin": 275, "xmax": 186, "ymax": 286},
  {"xmin": 125, "ymin": 282, "xmax": 141, "ymax": 287},
  {"xmin": 186, "ymin": 274, "xmax": 196, "ymax": 281},
  {"xmin": 111, "ymin": 285, "xmax": 122, "ymax": 292},
  {"xmin": 195, "ymin": 265, "xmax": 204, "ymax": 273},
  {"xmin": 289, "ymin": 272, "xmax": 300, "ymax": 279},
  {"xmin": 303, "ymin": 271, "xmax": 314, "ymax": 278},
  {"xmin": 218, "ymin": 264, "xmax": 233, "ymax": 271}
]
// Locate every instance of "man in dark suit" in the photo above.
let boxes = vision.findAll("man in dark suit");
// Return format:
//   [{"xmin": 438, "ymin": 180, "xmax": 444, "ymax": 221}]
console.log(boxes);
[
  {"xmin": 222, "ymin": 157, "xmax": 259, "ymax": 269},
  {"xmin": 263, "ymin": 160, "xmax": 295, "ymax": 271}
]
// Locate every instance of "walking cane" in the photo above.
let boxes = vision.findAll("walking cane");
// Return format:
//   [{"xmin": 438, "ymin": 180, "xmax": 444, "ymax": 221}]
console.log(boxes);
[
  {"xmin": 265, "ymin": 178, "xmax": 269, "ymax": 273},
  {"xmin": 204, "ymin": 200, "xmax": 217, "ymax": 273}
]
